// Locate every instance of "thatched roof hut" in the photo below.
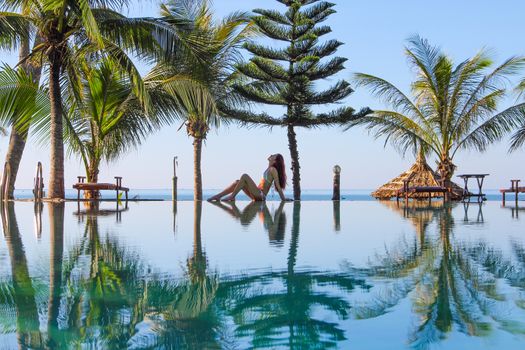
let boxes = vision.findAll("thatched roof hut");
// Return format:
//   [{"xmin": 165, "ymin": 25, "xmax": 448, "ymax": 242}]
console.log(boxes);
[{"xmin": 372, "ymin": 153, "xmax": 463, "ymax": 200}]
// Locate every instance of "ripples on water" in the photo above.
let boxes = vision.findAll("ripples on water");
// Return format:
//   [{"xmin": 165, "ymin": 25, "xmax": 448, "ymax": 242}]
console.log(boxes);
[{"xmin": 0, "ymin": 200, "xmax": 524, "ymax": 349}]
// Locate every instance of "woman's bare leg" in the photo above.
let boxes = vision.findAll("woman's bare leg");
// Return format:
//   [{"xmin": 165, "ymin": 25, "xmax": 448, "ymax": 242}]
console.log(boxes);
[
  {"xmin": 208, "ymin": 180, "xmax": 239, "ymax": 201},
  {"xmin": 223, "ymin": 174, "xmax": 264, "ymax": 202}
]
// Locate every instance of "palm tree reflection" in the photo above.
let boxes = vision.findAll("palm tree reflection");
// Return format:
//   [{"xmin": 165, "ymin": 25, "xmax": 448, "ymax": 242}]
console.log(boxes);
[
  {"xmin": 145, "ymin": 201, "xmax": 221, "ymax": 348},
  {"xmin": 357, "ymin": 202, "xmax": 525, "ymax": 349},
  {"xmin": 1, "ymin": 202, "xmax": 42, "ymax": 349},
  {"xmin": 217, "ymin": 202, "xmax": 368, "ymax": 348}
]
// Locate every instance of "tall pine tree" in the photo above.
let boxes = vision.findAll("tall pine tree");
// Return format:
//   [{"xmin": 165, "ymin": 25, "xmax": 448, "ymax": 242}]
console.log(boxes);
[{"xmin": 222, "ymin": 0, "xmax": 370, "ymax": 200}]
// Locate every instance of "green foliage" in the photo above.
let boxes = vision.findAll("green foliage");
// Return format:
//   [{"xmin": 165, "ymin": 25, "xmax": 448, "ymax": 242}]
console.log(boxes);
[
  {"xmin": 509, "ymin": 80, "xmax": 525, "ymax": 151},
  {"xmin": 351, "ymin": 36, "xmax": 525, "ymax": 179},
  {"xmin": 224, "ymin": 0, "xmax": 369, "ymax": 200},
  {"xmin": 0, "ymin": 64, "xmax": 49, "ymax": 132},
  {"xmin": 227, "ymin": 0, "xmax": 368, "ymax": 126},
  {"xmin": 152, "ymin": 0, "xmax": 254, "ymax": 135}
]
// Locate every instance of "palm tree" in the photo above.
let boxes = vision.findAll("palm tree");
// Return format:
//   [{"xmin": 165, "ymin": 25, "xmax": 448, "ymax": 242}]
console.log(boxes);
[
  {"xmin": 62, "ymin": 58, "xmax": 174, "ymax": 198},
  {"xmin": 0, "ymin": 0, "xmax": 192, "ymax": 199},
  {"xmin": 351, "ymin": 36, "xmax": 525, "ymax": 187},
  {"xmin": 0, "ymin": 1, "xmax": 43, "ymax": 199},
  {"xmin": 149, "ymin": 0, "xmax": 253, "ymax": 200},
  {"xmin": 0, "ymin": 64, "xmax": 49, "ymax": 137},
  {"xmin": 508, "ymin": 79, "xmax": 525, "ymax": 151}
]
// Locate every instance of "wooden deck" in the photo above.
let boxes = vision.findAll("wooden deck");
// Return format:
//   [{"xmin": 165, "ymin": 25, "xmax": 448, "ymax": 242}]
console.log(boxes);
[
  {"xmin": 500, "ymin": 179, "xmax": 524, "ymax": 205},
  {"xmin": 72, "ymin": 176, "xmax": 129, "ymax": 201}
]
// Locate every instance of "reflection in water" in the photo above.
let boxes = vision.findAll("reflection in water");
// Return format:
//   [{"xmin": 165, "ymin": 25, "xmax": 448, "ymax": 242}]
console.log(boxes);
[
  {"xmin": 48, "ymin": 203, "xmax": 65, "ymax": 349},
  {"xmin": 211, "ymin": 201, "xmax": 287, "ymax": 247},
  {"xmin": 145, "ymin": 201, "xmax": 221, "ymax": 348},
  {"xmin": 33, "ymin": 201, "xmax": 43, "ymax": 239},
  {"xmin": 217, "ymin": 202, "xmax": 368, "ymax": 348},
  {"xmin": 333, "ymin": 200, "xmax": 341, "ymax": 231},
  {"xmin": 1, "ymin": 202, "xmax": 42, "ymax": 348},
  {"xmin": 74, "ymin": 200, "xmax": 129, "ymax": 223},
  {"xmin": 1, "ymin": 202, "xmax": 524, "ymax": 349},
  {"xmin": 355, "ymin": 202, "xmax": 525, "ymax": 349}
]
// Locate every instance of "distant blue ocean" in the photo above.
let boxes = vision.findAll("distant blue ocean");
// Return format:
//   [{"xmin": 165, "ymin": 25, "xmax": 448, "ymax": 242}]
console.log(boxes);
[{"xmin": 11, "ymin": 189, "xmax": 515, "ymax": 201}]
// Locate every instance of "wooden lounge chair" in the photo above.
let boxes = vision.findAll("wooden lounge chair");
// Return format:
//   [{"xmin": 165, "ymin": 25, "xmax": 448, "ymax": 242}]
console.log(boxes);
[
  {"xmin": 396, "ymin": 178, "xmax": 449, "ymax": 204},
  {"xmin": 500, "ymin": 179, "xmax": 524, "ymax": 205},
  {"xmin": 73, "ymin": 176, "xmax": 129, "ymax": 201}
]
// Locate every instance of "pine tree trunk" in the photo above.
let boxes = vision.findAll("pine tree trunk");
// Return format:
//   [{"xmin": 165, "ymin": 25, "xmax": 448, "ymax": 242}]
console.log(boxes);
[
  {"xmin": 287, "ymin": 125, "xmax": 301, "ymax": 200},
  {"xmin": 47, "ymin": 50, "xmax": 65, "ymax": 199},
  {"xmin": 193, "ymin": 137, "xmax": 203, "ymax": 201},
  {"xmin": 3, "ymin": 30, "xmax": 42, "ymax": 198}
]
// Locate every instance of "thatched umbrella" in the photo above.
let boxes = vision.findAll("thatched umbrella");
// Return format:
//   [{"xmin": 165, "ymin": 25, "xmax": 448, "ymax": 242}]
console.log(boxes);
[{"xmin": 372, "ymin": 153, "xmax": 463, "ymax": 200}]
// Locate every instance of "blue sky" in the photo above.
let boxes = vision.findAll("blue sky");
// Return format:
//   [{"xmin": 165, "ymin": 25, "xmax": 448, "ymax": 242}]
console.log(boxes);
[{"xmin": 1, "ymin": 0, "xmax": 524, "ymax": 191}]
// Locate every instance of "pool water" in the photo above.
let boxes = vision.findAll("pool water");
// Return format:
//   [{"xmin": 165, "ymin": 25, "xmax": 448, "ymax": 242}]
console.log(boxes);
[{"xmin": 0, "ymin": 200, "xmax": 524, "ymax": 349}]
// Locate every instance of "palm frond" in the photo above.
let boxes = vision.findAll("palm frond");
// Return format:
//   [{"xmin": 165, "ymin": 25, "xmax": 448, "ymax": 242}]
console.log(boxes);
[{"xmin": 455, "ymin": 103, "xmax": 525, "ymax": 155}]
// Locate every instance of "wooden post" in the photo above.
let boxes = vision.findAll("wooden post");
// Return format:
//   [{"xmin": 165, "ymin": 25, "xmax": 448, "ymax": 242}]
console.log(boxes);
[
  {"xmin": 34, "ymin": 162, "xmax": 44, "ymax": 200},
  {"xmin": 332, "ymin": 165, "xmax": 341, "ymax": 201},
  {"xmin": 172, "ymin": 156, "xmax": 178, "ymax": 201}
]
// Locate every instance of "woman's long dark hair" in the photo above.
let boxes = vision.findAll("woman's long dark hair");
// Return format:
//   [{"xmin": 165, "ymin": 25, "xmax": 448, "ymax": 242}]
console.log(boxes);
[{"xmin": 274, "ymin": 154, "xmax": 287, "ymax": 190}]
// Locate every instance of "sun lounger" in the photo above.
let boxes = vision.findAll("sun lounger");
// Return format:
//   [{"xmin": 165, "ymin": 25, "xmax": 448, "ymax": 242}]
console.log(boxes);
[
  {"xmin": 73, "ymin": 176, "xmax": 129, "ymax": 201},
  {"xmin": 396, "ymin": 179, "xmax": 449, "ymax": 204}
]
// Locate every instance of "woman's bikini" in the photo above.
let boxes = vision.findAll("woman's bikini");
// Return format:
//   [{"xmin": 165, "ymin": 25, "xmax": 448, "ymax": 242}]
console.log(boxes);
[{"xmin": 258, "ymin": 168, "xmax": 273, "ymax": 199}]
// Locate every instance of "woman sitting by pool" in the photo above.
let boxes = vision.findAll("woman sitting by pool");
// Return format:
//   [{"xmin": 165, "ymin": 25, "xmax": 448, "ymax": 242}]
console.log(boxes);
[{"xmin": 208, "ymin": 154, "xmax": 291, "ymax": 202}]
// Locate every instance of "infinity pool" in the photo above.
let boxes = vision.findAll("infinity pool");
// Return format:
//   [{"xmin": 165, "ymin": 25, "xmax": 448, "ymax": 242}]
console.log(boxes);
[{"xmin": 0, "ymin": 201, "xmax": 524, "ymax": 349}]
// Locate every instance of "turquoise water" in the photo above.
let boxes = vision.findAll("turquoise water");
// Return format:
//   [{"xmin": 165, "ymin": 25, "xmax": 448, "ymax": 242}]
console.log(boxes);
[{"xmin": 0, "ymin": 200, "xmax": 524, "ymax": 349}]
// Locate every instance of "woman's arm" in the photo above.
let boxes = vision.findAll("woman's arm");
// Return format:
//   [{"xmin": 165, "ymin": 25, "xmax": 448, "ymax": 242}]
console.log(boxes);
[{"xmin": 270, "ymin": 168, "xmax": 291, "ymax": 201}]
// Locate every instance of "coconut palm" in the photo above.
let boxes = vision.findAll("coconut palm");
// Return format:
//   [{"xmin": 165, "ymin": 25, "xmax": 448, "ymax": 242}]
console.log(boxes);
[
  {"xmin": 0, "ymin": 0, "xmax": 194, "ymax": 199},
  {"xmin": 0, "ymin": 1, "xmax": 43, "ymax": 199},
  {"xmin": 60, "ymin": 58, "xmax": 175, "ymax": 198},
  {"xmin": 351, "ymin": 36, "xmax": 525, "ymax": 187},
  {"xmin": 0, "ymin": 64, "xmax": 49, "ymax": 135},
  {"xmin": 148, "ymin": 0, "xmax": 253, "ymax": 200},
  {"xmin": 509, "ymin": 79, "xmax": 525, "ymax": 151}
]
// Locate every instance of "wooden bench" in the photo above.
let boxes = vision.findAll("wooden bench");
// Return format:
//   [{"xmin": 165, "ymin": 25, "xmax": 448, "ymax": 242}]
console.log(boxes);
[
  {"xmin": 396, "ymin": 179, "xmax": 449, "ymax": 204},
  {"xmin": 500, "ymin": 179, "xmax": 524, "ymax": 205},
  {"xmin": 73, "ymin": 176, "xmax": 129, "ymax": 201}
]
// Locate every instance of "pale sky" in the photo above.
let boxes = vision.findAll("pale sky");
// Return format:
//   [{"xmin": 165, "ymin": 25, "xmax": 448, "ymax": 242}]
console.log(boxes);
[{"xmin": 1, "ymin": 0, "xmax": 524, "ymax": 191}]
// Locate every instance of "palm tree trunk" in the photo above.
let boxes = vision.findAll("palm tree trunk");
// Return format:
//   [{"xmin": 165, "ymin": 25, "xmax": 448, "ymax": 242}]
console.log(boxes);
[
  {"xmin": 193, "ymin": 137, "xmax": 203, "ymax": 201},
  {"xmin": 287, "ymin": 125, "xmax": 301, "ymax": 200},
  {"xmin": 4, "ymin": 128, "xmax": 29, "ymax": 199},
  {"xmin": 47, "ymin": 51, "xmax": 65, "ymax": 199},
  {"xmin": 3, "ymin": 30, "xmax": 42, "ymax": 198},
  {"xmin": 86, "ymin": 158, "xmax": 100, "ymax": 199},
  {"xmin": 437, "ymin": 154, "xmax": 456, "ymax": 190}
]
